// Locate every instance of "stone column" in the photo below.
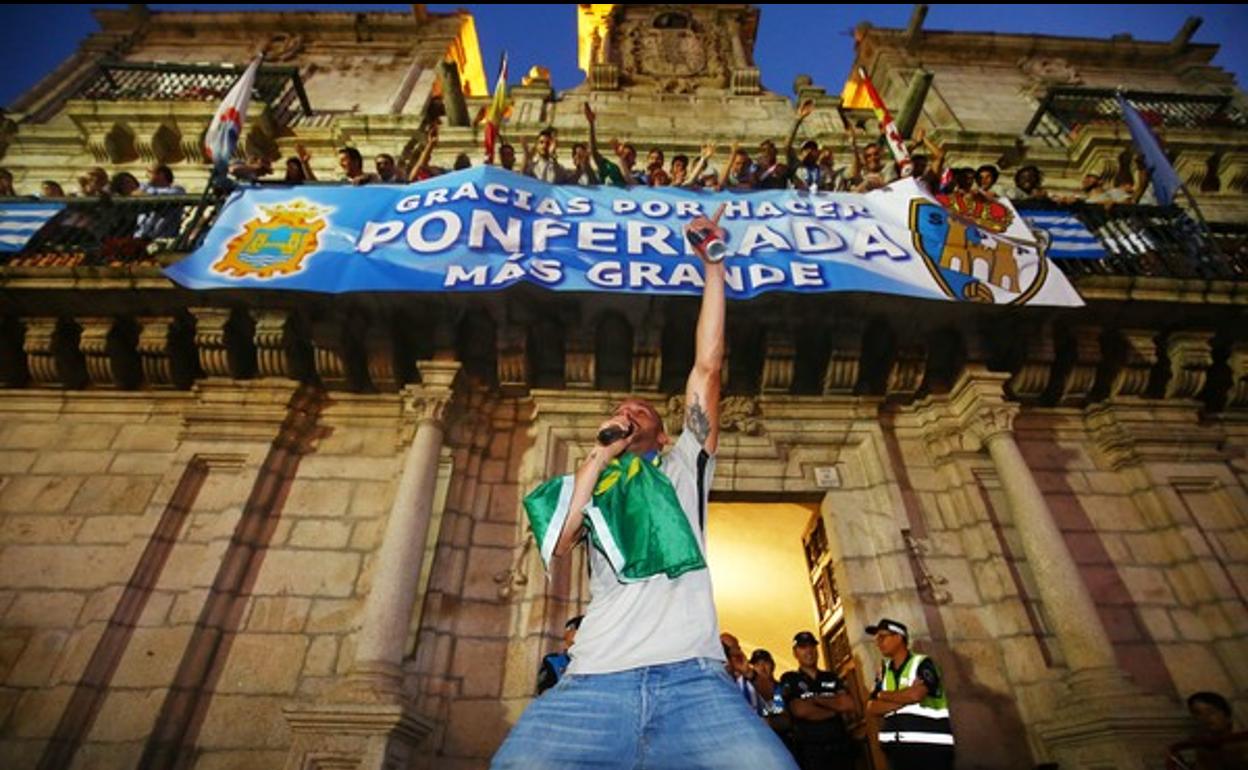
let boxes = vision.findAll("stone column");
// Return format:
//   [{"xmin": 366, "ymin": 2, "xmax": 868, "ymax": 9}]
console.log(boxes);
[
  {"xmin": 348, "ymin": 360, "xmax": 461, "ymax": 698},
  {"xmin": 953, "ymin": 371, "xmax": 1117, "ymax": 672},
  {"xmin": 949, "ymin": 368, "xmax": 1185, "ymax": 770},
  {"xmin": 283, "ymin": 361, "xmax": 459, "ymax": 770}
]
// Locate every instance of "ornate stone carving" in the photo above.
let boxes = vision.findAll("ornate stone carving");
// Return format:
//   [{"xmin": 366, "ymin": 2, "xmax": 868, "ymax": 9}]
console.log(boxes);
[
  {"xmin": 365, "ymin": 328, "xmax": 396, "ymax": 393},
  {"xmin": 760, "ymin": 329, "xmax": 795, "ymax": 394},
  {"xmin": 921, "ymin": 425, "xmax": 971, "ymax": 464},
  {"xmin": 564, "ymin": 330, "xmax": 595, "ymax": 390},
  {"xmin": 666, "ymin": 394, "xmax": 761, "ymax": 435},
  {"xmin": 823, "ymin": 323, "xmax": 863, "ymax": 395},
  {"xmin": 1005, "ymin": 327, "xmax": 1055, "ymax": 402},
  {"xmin": 1084, "ymin": 404, "xmax": 1140, "ymax": 470},
  {"xmin": 254, "ymin": 309, "xmax": 292, "ymax": 379},
  {"xmin": 632, "ymin": 17, "xmax": 708, "ymax": 78},
  {"xmin": 1108, "ymin": 330, "xmax": 1158, "ymax": 399},
  {"xmin": 263, "ymin": 32, "xmax": 305, "ymax": 62},
  {"xmin": 1219, "ymin": 150, "xmax": 1248, "ymax": 195},
  {"xmin": 1164, "ymin": 331, "xmax": 1213, "ymax": 401},
  {"xmin": 1056, "ymin": 325, "xmax": 1100, "ymax": 406},
  {"xmin": 731, "ymin": 67, "xmax": 761, "ymax": 95},
  {"xmin": 1228, "ymin": 342, "xmax": 1248, "ymax": 409},
  {"xmin": 963, "ymin": 404, "xmax": 1017, "ymax": 444},
  {"xmin": 77, "ymin": 317, "xmax": 115, "ymax": 387},
  {"xmin": 1018, "ymin": 55, "xmax": 1082, "ymax": 96},
  {"xmin": 616, "ymin": 8, "xmax": 731, "ymax": 93},
  {"xmin": 138, "ymin": 317, "xmax": 174, "ymax": 387},
  {"xmin": 400, "ymin": 363, "xmax": 461, "ymax": 428},
  {"xmin": 886, "ymin": 345, "xmax": 926, "ymax": 399},
  {"xmin": 632, "ymin": 328, "xmax": 661, "ymax": 391},
  {"xmin": 947, "ymin": 367, "xmax": 1017, "ymax": 445},
  {"xmin": 720, "ymin": 396, "xmax": 762, "ymax": 434},
  {"xmin": 191, "ymin": 307, "xmax": 234, "ymax": 378},
  {"xmin": 589, "ymin": 63, "xmax": 620, "ymax": 91},
  {"xmin": 311, "ymin": 317, "xmax": 351, "ymax": 389},
  {"xmin": 22, "ymin": 318, "xmax": 60, "ymax": 386},
  {"xmin": 403, "ymin": 360, "xmax": 461, "ymax": 427},
  {"xmin": 404, "ymin": 394, "xmax": 451, "ymax": 427},
  {"xmin": 497, "ymin": 327, "xmax": 527, "ymax": 390}
]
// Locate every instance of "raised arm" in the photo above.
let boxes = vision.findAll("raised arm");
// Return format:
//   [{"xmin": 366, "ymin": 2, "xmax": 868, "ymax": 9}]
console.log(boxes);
[
  {"xmin": 683, "ymin": 204, "xmax": 727, "ymax": 453},
  {"xmin": 681, "ymin": 142, "xmax": 714, "ymax": 189},
  {"xmin": 408, "ymin": 124, "xmax": 439, "ymax": 182},
  {"xmin": 785, "ymin": 99, "xmax": 814, "ymax": 167}
]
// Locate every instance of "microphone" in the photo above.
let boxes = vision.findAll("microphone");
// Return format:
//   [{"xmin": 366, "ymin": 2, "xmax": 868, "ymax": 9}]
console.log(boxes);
[{"xmin": 597, "ymin": 422, "xmax": 634, "ymax": 445}]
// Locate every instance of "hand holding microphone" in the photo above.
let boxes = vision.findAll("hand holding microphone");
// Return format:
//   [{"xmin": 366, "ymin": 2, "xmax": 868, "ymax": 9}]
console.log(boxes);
[{"xmin": 597, "ymin": 419, "xmax": 634, "ymax": 447}]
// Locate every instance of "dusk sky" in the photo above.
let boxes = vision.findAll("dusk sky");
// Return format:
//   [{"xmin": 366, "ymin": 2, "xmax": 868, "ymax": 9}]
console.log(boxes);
[{"xmin": 1, "ymin": 4, "xmax": 1245, "ymax": 108}]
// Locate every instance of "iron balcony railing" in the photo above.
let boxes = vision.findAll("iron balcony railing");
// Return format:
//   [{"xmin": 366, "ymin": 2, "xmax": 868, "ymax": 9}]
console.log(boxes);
[
  {"xmin": 0, "ymin": 194, "xmax": 223, "ymax": 267},
  {"xmin": 71, "ymin": 60, "xmax": 312, "ymax": 127},
  {"xmin": 1024, "ymin": 87, "xmax": 1248, "ymax": 148},
  {"xmin": 1017, "ymin": 197, "xmax": 1248, "ymax": 282}
]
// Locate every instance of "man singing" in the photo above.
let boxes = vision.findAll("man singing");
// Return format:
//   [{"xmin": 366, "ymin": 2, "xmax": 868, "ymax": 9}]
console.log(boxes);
[{"xmin": 492, "ymin": 206, "xmax": 798, "ymax": 770}]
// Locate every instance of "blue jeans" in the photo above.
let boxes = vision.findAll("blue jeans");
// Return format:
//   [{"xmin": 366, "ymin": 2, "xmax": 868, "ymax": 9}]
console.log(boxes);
[{"xmin": 491, "ymin": 657, "xmax": 800, "ymax": 769}]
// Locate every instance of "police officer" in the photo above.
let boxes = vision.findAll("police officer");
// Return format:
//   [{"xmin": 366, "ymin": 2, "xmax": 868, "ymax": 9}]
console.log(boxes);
[
  {"xmin": 779, "ymin": 631, "xmax": 857, "ymax": 770},
  {"xmin": 865, "ymin": 618, "xmax": 955, "ymax": 770},
  {"xmin": 535, "ymin": 615, "xmax": 583, "ymax": 695}
]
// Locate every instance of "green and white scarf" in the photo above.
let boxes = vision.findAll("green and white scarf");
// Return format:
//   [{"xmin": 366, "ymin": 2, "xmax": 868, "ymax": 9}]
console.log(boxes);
[{"xmin": 524, "ymin": 452, "xmax": 707, "ymax": 582}]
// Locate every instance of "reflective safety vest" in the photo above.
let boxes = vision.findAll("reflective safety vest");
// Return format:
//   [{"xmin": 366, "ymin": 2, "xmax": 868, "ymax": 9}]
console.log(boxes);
[{"xmin": 879, "ymin": 654, "xmax": 955, "ymax": 748}]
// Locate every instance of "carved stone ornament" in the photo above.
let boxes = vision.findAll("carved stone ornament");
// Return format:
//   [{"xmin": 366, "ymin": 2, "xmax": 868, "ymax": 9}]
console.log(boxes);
[
  {"xmin": 666, "ymin": 394, "xmax": 762, "ymax": 435},
  {"xmin": 1018, "ymin": 55, "xmax": 1083, "ymax": 96},
  {"xmin": 618, "ymin": 10, "xmax": 727, "ymax": 93},
  {"xmin": 262, "ymin": 32, "xmax": 304, "ymax": 62}
]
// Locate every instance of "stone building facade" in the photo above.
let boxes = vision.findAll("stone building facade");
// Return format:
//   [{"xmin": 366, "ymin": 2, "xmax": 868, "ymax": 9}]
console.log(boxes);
[{"xmin": 0, "ymin": 5, "xmax": 1245, "ymax": 770}]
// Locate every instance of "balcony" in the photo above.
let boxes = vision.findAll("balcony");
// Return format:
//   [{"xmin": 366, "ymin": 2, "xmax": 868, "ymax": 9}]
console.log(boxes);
[
  {"xmin": 1017, "ymin": 198, "xmax": 1248, "ymax": 282},
  {"xmin": 54, "ymin": 59, "xmax": 312, "ymax": 127},
  {"xmin": 1024, "ymin": 86, "xmax": 1248, "ymax": 149},
  {"xmin": 0, "ymin": 194, "xmax": 222, "ymax": 268}
]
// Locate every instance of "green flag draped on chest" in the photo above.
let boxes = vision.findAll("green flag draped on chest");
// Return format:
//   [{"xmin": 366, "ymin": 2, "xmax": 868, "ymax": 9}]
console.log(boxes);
[{"xmin": 524, "ymin": 452, "xmax": 706, "ymax": 582}]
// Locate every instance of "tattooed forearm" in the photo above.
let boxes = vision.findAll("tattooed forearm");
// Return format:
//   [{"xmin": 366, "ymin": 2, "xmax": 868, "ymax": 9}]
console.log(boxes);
[{"xmin": 686, "ymin": 394, "xmax": 711, "ymax": 444}]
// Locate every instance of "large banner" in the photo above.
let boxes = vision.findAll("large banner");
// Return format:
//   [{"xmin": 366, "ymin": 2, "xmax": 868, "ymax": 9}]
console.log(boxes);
[{"xmin": 166, "ymin": 166, "xmax": 1083, "ymax": 306}]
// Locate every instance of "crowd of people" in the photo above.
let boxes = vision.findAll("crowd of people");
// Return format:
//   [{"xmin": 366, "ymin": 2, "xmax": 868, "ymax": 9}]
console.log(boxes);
[
  {"xmin": 0, "ymin": 163, "xmax": 185, "ymax": 204},
  {"xmin": 0, "ymin": 163, "xmax": 191, "ymax": 265},
  {"xmin": 0, "ymin": 100, "xmax": 1161, "ymax": 212}
]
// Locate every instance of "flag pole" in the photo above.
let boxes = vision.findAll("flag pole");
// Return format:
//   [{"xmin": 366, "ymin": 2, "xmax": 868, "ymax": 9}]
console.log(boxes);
[
  {"xmin": 1178, "ymin": 183, "xmax": 1222, "ymax": 260},
  {"xmin": 176, "ymin": 165, "xmax": 225, "ymax": 254}
]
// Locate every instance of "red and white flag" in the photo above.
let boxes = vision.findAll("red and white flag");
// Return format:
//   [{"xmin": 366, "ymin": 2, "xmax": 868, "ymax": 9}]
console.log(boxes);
[{"xmin": 855, "ymin": 66, "xmax": 912, "ymax": 177}]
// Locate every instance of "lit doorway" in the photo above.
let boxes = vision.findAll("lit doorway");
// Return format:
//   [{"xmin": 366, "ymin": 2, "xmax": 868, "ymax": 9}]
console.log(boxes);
[
  {"xmin": 705, "ymin": 501, "xmax": 821, "ymax": 673},
  {"xmin": 707, "ymin": 500, "xmax": 879, "ymax": 769}
]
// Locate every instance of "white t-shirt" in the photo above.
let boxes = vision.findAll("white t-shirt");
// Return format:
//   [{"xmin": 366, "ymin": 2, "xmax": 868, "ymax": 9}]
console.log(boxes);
[{"xmin": 566, "ymin": 430, "xmax": 724, "ymax": 674}]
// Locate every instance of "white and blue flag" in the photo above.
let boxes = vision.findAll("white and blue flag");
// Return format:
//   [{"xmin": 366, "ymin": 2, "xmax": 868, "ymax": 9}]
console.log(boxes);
[
  {"xmin": 0, "ymin": 202, "xmax": 65, "ymax": 252},
  {"xmin": 1017, "ymin": 209, "xmax": 1107, "ymax": 260}
]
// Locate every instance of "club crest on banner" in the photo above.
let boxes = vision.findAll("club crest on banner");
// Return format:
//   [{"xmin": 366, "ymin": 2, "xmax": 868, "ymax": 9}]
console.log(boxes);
[
  {"xmin": 909, "ymin": 196, "xmax": 1048, "ymax": 305},
  {"xmin": 212, "ymin": 200, "xmax": 331, "ymax": 279}
]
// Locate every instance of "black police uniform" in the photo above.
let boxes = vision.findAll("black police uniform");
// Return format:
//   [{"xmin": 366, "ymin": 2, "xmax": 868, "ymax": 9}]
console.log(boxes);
[{"xmin": 780, "ymin": 668, "xmax": 856, "ymax": 770}]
